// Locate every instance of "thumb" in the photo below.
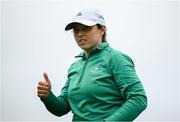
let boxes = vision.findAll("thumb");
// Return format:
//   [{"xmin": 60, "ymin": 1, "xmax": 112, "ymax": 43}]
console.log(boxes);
[{"xmin": 43, "ymin": 72, "xmax": 50, "ymax": 83}]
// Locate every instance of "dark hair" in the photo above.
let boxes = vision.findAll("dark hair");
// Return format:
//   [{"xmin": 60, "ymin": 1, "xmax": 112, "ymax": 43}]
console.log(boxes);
[{"xmin": 96, "ymin": 24, "xmax": 107, "ymax": 42}]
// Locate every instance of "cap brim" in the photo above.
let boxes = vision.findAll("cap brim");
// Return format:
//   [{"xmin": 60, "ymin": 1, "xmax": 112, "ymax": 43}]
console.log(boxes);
[{"xmin": 65, "ymin": 20, "xmax": 97, "ymax": 31}]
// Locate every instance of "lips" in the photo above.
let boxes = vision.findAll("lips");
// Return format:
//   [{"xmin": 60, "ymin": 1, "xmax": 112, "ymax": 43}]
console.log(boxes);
[{"xmin": 78, "ymin": 39, "xmax": 87, "ymax": 45}]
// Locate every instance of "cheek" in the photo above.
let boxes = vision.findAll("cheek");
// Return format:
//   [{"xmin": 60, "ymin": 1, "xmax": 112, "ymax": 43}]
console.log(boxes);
[
  {"xmin": 73, "ymin": 35, "xmax": 79, "ymax": 44},
  {"xmin": 90, "ymin": 31, "xmax": 100, "ymax": 39},
  {"xmin": 92, "ymin": 33, "xmax": 102, "ymax": 41},
  {"xmin": 73, "ymin": 33, "xmax": 77, "ymax": 39}
]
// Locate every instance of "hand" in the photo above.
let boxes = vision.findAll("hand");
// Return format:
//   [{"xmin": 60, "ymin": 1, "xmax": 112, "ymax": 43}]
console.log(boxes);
[{"xmin": 37, "ymin": 72, "xmax": 52, "ymax": 98}]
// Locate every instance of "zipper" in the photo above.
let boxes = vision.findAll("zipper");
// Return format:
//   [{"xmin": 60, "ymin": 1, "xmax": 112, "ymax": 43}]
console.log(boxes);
[
  {"xmin": 76, "ymin": 58, "xmax": 88, "ymax": 86},
  {"xmin": 75, "ymin": 51, "xmax": 94, "ymax": 86}
]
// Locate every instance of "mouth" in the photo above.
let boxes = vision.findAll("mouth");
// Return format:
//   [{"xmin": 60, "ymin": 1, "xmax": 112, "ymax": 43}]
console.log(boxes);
[{"xmin": 78, "ymin": 39, "xmax": 87, "ymax": 45}]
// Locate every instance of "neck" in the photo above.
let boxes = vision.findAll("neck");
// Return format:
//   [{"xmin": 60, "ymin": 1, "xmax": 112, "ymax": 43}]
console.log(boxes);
[
  {"xmin": 84, "ymin": 50, "xmax": 91, "ymax": 58},
  {"xmin": 84, "ymin": 42, "xmax": 102, "ymax": 58}
]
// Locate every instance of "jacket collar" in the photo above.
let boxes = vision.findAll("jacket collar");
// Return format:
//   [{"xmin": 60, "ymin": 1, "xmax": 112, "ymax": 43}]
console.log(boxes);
[{"xmin": 75, "ymin": 42, "xmax": 109, "ymax": 59}]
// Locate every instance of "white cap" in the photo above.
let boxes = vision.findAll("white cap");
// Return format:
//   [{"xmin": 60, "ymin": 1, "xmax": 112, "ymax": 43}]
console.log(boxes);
[{"xmin": 65, "ymin": 8, "xmax": 105, "ymax": 31}]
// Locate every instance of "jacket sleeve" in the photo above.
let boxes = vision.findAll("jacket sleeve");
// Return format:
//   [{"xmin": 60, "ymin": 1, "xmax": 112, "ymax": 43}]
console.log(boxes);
[
  {"xmin": 41, "ymin": 79, "xmax": 71, "ymax": 117},
  {"xmin": 105, "ymin": 53, "xmax": 147, "ymax": 121}
]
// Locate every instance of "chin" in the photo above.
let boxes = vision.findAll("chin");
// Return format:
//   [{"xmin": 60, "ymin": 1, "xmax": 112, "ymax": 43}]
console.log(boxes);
[
  {"xmin": 81, "ymin": 47, "xmax": 88, "ymax": 51},
  {"xmin": 80, "ymin": 45, "xmax": 88, "ymax": 49}
]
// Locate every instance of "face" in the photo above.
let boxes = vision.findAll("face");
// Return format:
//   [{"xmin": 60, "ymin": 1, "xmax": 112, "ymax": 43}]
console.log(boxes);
[{"xmin": 73, "ymin": 23, "xmax": 105, "ymax": 53}]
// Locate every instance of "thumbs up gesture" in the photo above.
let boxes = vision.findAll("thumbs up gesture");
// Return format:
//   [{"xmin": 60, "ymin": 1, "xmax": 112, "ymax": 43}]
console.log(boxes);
[{"xmin": 37, "ymin": 72, "xmax": 52, "ymax": 98}]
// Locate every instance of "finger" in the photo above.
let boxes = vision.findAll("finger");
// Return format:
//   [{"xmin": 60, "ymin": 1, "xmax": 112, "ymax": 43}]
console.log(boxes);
[
  {"xmin": 38, "ymin": 89, "xmax": 48, "ymax": 94},
  {"xmin": 38, "ymin": 81, "xmax": 48, "ymax": 86},
  {"xmin": 43, "ymin": 72, "xmax": 50, "ymax": 83},
  {"xmin": 37, "ymin": 85, "xmax": 49, "ymax": 91},
  {"xmin": 38, "ymin": 93, "xmax": 47, "ymax": 98}
]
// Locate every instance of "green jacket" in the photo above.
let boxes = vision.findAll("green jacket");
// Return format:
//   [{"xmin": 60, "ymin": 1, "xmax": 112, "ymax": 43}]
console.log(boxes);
[{"xmin": 42, "ymin": 42, "xmax": 147, "ymax": 121}]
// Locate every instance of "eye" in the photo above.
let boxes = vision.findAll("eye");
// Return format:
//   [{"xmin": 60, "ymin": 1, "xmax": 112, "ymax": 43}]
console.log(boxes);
[
  {"xmin": 73, "ymin": 26, "xmax": 92, "ymax": 33},
  {"xmin": 73, "ymin": 28, "xmax": 79, "ymax": 33},
  {"xmin": 83, "ymin": 26, "xmax": 92, "ymax": 32}
]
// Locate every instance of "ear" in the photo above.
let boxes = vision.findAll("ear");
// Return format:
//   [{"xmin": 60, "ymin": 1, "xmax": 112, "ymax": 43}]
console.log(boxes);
[{"xmin": 100, "ymin": 26, "xmax": 106, "ymax": 35}]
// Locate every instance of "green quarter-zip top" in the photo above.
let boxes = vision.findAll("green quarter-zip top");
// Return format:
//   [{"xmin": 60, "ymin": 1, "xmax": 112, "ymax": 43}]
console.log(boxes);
[{"xmin": 42, "ymin": 42, "xmax": 147, "ymax": 121}]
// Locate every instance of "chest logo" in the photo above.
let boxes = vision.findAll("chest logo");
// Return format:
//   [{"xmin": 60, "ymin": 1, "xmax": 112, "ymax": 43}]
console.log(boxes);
[{"xmin": 90, "ymin": 67, "xmax": 101, "ymax": 74}]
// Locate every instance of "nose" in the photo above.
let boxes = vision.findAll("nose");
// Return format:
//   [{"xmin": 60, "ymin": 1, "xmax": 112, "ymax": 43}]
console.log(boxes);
[{"xmin": 76, "ymin": 30, "xmax": 84, "ymax": 37}]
